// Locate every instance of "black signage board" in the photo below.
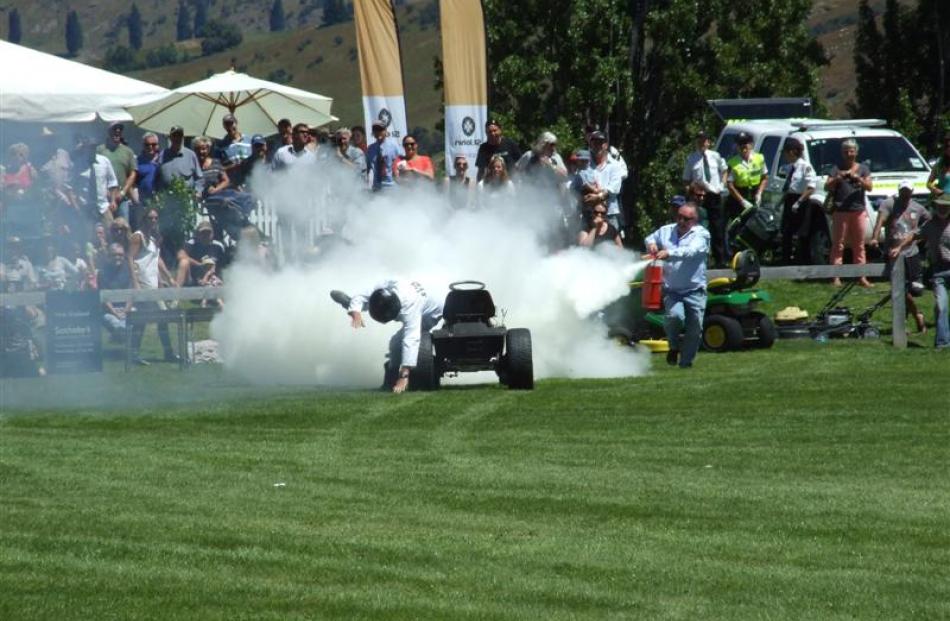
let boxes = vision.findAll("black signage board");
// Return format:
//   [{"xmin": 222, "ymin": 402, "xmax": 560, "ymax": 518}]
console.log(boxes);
[{"xmin": 45, "ymin": 290, "xmax": 103, "ymax": 374}]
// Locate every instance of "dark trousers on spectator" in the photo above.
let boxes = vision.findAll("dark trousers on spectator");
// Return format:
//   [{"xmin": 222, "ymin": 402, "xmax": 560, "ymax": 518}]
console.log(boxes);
[
  {"xmin": 723, "ymin": 193, "xmax": 750, "ymax": 263},
  {"xmin": 131, "ymin": 301, "xmax": 174, "ymax": 358},
  {"xmin": 704, "ymin": 193, "xmax": 728, "ymax": 267},
  {"xmin": 781, "ymin": 193, "xmax": 811, "ymax": 265}
]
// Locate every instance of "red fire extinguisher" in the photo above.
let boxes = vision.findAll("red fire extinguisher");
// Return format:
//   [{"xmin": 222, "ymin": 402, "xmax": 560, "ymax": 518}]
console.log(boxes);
[{"xmin": 641, "ymin": 259, "xmax": 664, "ymax": 311}]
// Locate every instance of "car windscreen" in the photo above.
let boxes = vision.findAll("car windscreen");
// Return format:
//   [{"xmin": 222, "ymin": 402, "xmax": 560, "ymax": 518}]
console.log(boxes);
[{"xmin": 806, "ymin": 136, "xmax": 929, "ymax": 176}]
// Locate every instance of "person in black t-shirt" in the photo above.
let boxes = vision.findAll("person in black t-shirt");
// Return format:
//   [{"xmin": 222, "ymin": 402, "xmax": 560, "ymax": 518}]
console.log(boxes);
[
  {"xmin": 475, "ymin": 118, "xmax": 522, "ymax": 181},
  {"xmin": 577, "ymin": 201, "xmax": 623, "ymax": 249}
]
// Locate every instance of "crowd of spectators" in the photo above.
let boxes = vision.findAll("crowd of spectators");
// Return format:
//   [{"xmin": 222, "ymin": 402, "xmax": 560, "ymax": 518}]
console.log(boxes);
[{"xmin": 3, "ymin": 114, "xmax": 950, "ymax": 373}]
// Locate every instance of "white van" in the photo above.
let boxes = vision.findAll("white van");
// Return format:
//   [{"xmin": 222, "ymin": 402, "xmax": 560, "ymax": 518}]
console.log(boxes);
[{"xmin": 715, "ymin": 118, "xmax": 931, "ymax": 263}]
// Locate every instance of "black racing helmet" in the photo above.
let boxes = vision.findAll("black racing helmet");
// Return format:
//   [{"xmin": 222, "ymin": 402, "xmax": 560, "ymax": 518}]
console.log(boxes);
[{"xmin": 368, "ymin": 288, "xmax": 401, "ymax": 323}]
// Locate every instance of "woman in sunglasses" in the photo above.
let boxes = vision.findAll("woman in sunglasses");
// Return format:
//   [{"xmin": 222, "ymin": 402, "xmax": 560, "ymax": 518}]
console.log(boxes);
[
  {"xmin": 394, "ymin": 135, "xmax": 435, "ymax": 185},
  {"xmin": 445, "ymin": 154, "xmax": 474, "ymax": 209},
  {"xmin": 577, "ymin": 200, "xmax": 622, "ymax": 249}
]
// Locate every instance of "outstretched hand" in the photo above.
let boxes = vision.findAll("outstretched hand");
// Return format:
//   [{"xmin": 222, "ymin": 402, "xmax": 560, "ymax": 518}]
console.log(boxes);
[{"xmin": 348, "ymin": 311, "xmax": 365, "ymax": 329}]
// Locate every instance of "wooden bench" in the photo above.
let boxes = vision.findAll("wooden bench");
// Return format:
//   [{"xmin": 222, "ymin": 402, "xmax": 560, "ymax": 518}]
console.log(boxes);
[{"xmin": 124, "ymin": 304, "xmax": 221, "ymax": 370}]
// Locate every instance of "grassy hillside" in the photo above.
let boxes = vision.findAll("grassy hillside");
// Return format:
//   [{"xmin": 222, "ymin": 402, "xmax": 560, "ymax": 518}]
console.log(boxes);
[{"xmin": 0, "ymin": 0, "xmax": 916, "ymax": 128}]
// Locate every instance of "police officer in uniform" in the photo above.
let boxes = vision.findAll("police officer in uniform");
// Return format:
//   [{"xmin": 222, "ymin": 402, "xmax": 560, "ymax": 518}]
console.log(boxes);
[
  {"xmin": 778, "ymin": 138, "xmax": 818, "ymax": 265},
  {"xmin": 683, "ymin": 130, "xmax": 728, "ymax": 266},
  {"xmin": 333, "ymin": 280, "xmax": 443, "ymax": 394},
  {"xmin": 725, "ymin": 132, "xmax": 768, "ymax": 256}
]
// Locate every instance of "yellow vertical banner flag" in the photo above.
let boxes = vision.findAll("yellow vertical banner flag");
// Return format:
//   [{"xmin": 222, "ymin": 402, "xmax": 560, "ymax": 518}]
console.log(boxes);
[
  {"xmin": 440, "ymin": 0, "xmax": 487, "ymax": 179},
  {"xmin": 354, "ymin": 0, "xmax": 408, "ymax": 148}
]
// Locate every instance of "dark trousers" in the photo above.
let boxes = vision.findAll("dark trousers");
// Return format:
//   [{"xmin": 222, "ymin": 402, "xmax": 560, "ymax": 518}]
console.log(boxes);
[
  {"xmin": 781, "ymin": 193, "xmax": 811, "ymax": 265},
  {"xmin": 704, "ymin": 193, "xmax": 727, "ymax": 267},
  {"xmin": 723, "ymin": 193, "xmax": 749, "ymax": 262},
  {"xmin": 131, "ymin": 301, "xmax": 174, "ymax": 357}
]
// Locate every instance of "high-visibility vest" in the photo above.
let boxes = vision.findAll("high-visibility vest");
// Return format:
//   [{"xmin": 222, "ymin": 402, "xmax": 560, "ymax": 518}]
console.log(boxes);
[{"xmin": 727, "ymin": 152, "xmax": 767, "ymax": 188}]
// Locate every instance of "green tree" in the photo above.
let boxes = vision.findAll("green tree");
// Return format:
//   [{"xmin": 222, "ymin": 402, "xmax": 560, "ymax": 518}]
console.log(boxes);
[
  {"xmin": 176, "ymin": 0, "xmax": 192, "ymax": 40},
  {"xmin": 193, "ymin": 0, "xmax": 208, "ymax": 38},
  {"xmin": 270, "ymin": 0, "xmax": 286, "ymax": 32},
  {"xmin": 65, "ymin": 10, "xmax": 83, "ymax": 57},
  {"xmin": 103, "ymin": 45, "xmax": 140, "ymax": 72},
  {"xmin": 323, "ymin": 0, "xmax": 347, "ymax": 26},
  {"xmin": 481, "ymin": 0, "xmax": 826, "ymax": 234},
  {"xmin": 851, "ymin": 0, "xmax": 950, "ymax": 151},
  {"xmin": 200, "ymin": 19, "xmax": 243, "ymax": 56},
  {"xmin": 8, "ymin": 8, "xmax": 22, "ymax": 44},
  {"xmin": 128, "ymin": 3, "xmax": 143, "ymax": 50}
]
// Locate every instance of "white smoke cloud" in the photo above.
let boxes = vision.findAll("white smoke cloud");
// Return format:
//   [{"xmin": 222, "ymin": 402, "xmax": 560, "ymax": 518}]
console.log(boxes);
[{"xmin": 211, "ymin": 158, "xmax": 651, "ymax": 387}]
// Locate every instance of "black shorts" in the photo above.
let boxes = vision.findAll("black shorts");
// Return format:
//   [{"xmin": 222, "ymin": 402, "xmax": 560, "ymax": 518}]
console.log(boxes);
[{"xmin": 883, "ymin": 254, "xmax": 922, "ymax": 286}]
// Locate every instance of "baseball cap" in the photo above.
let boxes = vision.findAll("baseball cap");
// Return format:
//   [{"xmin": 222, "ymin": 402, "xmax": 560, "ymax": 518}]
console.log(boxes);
[
  {"xmin": 371, "ymin": 120, "xmax": 386, "ymax": 131},
  {"xmin": 485, "ymin": 118, "xmax": 501, "ymax": 129},
  {"xmin": 695, "ymin": 130, "xmax": 709, "ymax": 140},
  {"xmin": 169, "ymin": 125, "xmax": 184, "ymax": 136},
  {"xmin": 573, "ymin": 149, "xmax": 591, "ymax": 161},
  {"xmin": 108, "ymin": 121, "xmax": 125, "ymax": 132},
  {"xmin": 669, "ymin": 195, "xmax": 687, "ymax": 208},
  {"xmin": 251, "ymin": 134, "xmax": 266, "ymax": 146},
  {"xmin": 196, "ymin": 220, "xmax": 213, "ymax": 232},
  {"xmin": 588, "ymin": 130, "xmax": 607, "ymax": 142},
  {"xmin": 897, "ymin": 179, "xmax": 913, "ymax": 192},
  {"xmin": 222, "ymin": 113, "xmax": 237, "ymax": 124}
]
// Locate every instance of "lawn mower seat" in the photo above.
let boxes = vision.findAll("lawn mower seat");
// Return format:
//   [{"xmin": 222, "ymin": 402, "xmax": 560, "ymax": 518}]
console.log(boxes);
[
  {"xmin": 708, "ymin": 250, "xmax": 761, "ymax": 293},
  {"xmin": 442, "ymin": 281, "xmax": 496, "ymax": 326}
]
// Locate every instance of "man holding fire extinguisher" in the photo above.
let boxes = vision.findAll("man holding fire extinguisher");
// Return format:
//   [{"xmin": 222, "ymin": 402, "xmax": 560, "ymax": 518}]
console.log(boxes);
[{"xmin": 644, "ymin": 202, "xmax": 711, "ymax": 368}]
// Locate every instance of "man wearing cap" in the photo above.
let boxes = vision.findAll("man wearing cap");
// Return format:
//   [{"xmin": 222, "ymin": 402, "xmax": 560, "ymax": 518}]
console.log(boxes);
[
  {"xmin": 475, "ymin": 119, "xmax": 522, "ymax": 182},
  {"xmin": 231, "ymin": 134, "xmax": 268, "ymax": 189},
  {"xmin": 158, "ymin": 126, "xmax": 203, "ymax": 194},
  {"xmin": 921, "ymin": 195, "xmax": 950, "ymax": 348},
  {"xmin": 778, "ymin": 137, "xmax": 818, "ymax": 265},
  {"xmin": 176, "ymin": 220, "xmax": 227, "ymax": 287},
  {"xmin": 215, "ymin": 114, "xmax": 252, "ymax": 172},
  {"xmin": 584, "ymin": 125, "xmax": 628, "ymax": 181},
  {"xmin": 683, "ymin": 131, "xmax": 728, "ymax": 266},
  {"xmin": 365, "ymin": 121, "xmax": 401, "ymax": 191},
  {"xmin": 872, "ymin": 180, "xmax": 930, "ymax": 332},
  {"xmin": 572, "ymin": 131, "xmax": 625, "ymax": 232},
  {"xmin": 272, "ymin": 123, "xmax": 316, "ymax": 170},
  {"xmin": 97, "ymin": 122, "xmax": 137, "ymax": 222}
]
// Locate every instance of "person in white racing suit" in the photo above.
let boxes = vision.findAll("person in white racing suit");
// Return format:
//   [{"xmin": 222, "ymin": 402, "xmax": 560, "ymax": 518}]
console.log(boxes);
[{"xmin": 341, "ymin": 280, "xmax": 443, "ymax": 393}]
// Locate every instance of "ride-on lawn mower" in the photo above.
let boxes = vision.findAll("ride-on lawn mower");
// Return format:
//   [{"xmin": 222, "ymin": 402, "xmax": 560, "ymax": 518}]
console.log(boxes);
[
  {"xmin": 332, "ymin": 281, "xmax": 533, "ymax": 391},
  {"xmin": 607, "ymin": 250, "xmax": 777, "ymax": 353}
]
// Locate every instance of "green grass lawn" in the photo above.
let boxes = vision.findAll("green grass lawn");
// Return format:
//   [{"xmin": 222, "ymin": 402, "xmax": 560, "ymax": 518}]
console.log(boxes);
[{"xmin": 2, "ymin": 325, "xmax": 949, "ymax": 619}]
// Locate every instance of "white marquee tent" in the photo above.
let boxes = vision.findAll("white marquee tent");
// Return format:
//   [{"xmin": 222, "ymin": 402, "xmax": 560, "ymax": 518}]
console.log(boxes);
[{"xmin": 0, "ymin": 40, "xmax": 168, "ymax": 123}]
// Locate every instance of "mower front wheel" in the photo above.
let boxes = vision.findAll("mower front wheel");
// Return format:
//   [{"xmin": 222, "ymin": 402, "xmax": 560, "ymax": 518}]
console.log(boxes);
[
  {"xmin": 751, "ymin": 312, "xmax": 778, "ymax": 349},
  {"xmin": 703, "ymin": 314, "xmax": 744, "ymax": 352}
]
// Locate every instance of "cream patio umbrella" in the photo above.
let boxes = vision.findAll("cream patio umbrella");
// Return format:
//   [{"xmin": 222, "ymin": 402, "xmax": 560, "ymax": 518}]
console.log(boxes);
[{"xmin": 125, "ymin": 69, "xmax": 337, "ymax": 136}]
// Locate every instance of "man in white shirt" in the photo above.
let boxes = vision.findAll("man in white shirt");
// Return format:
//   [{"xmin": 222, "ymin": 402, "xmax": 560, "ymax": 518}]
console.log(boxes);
[
  {"xmin": 778, "ymin": 138, "xmax": 818, "ymax": 265},
  {"xmin": 76, "ymin": 138, "xmax": 119, "ymax": 225},
  {"xmin": 272, "ymin": 123, "xmax": 316, "ymax": 170},
  {"xmin": 334, "ymin": 280, "xmax": 444, "ymax": 393},
  {"xmin": 683, "ymin": 130, "xmax": 728, "ymax": 266}
]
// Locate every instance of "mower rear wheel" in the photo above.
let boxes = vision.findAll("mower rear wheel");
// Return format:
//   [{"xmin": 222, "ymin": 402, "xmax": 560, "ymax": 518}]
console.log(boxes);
[
  {"xmin": 504, "ymin": 328, "xmax": 534, "ymax": 390},
  {"xmin": 703, "ymin": 314, "xmax": 744, "ymax": 352},
  {"xmin": 751, "ymin": 312, "xmax": 778, "ymax": 349},
  {"xmin": 408, "ymin": 332, "xmax": 439, "ymax": 391}
]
